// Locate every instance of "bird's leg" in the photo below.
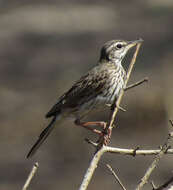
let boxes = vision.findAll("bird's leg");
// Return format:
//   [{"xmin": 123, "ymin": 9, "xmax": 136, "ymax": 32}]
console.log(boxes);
[
  {"xmin": 74, "ymin": 119, "xmax": 112, "ymax": 144},
  {"xmin": 75, "ymin": 119, "xmax": 107, "ymax": 135}
]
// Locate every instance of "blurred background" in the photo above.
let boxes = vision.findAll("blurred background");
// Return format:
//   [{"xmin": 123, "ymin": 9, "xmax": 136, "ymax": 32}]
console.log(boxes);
[{"xmin": 0, "ymin": 0, "xmax": 173, "ymax": 189}]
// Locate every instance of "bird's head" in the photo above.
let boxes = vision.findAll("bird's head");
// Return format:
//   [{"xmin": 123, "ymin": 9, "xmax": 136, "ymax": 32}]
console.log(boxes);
[{"xmin": 99, "ymin": 39, "xmax": 143, "ymax": 63}]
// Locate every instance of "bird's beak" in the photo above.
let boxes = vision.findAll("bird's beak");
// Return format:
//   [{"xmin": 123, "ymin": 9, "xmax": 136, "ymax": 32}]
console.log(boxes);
[{"xmin": 127, "ymin": 38, "xmax": 144, "ymax": 49}]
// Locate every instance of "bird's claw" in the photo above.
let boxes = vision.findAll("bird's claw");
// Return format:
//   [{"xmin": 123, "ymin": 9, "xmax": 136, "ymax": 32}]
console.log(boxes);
[{"xmin": 97, "ymin": 128, "xmax": 112, "ymax": 145}]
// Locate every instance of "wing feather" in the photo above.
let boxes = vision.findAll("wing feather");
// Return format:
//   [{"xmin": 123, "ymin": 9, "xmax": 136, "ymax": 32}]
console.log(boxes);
[{"xmin": 46, "ymin": 65, "xmax": 109, "ymax": 118}]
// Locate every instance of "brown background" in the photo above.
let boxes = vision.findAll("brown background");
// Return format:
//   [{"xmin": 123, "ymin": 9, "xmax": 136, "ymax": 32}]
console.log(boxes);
[{"xmin": 0, "ymin": 0, "xmax": 173, "ymax": 189}]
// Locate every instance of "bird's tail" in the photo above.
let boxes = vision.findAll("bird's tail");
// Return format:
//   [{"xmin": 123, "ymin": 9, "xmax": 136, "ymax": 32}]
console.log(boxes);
[{"xmin": 27, "ymin": 116, "xmax": 58, "ymax": 158}]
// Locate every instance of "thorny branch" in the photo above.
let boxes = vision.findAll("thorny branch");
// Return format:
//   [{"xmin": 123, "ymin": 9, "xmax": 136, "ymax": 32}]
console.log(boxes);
[
  {"xmin": 78, "ymin": 42, "xmax": 143, "ymax": 190},
  {"xmin": 85, "ymin": 138, "xmax": 173, "ymax": 156},
  {"xmin": 135, "ymin": 134, "xmax": 172, "ymax": 190}
]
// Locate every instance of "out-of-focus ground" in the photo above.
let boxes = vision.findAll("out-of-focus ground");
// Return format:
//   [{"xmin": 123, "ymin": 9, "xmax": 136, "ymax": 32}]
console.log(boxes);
[{"xmin": 0, "ymin": 0, "xmax": 173, "ymax": 189}]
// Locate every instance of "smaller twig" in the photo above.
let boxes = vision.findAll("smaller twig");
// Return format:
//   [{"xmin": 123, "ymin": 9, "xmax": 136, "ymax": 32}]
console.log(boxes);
[
  {"xmin": 117, "ymin": 105, "xmax": 126, "ymax": 112},
  {"xmin": 155, "ymin": 176, "xmax": 173, "ymax": 190},
  {"xmin": 124, "ymin": 77, "xmax": 148, "ymax": 91},
  {"xmin": 22, "ymin": 162, "xmax": 39, "ymax": 190},
  {"xmin": 151, "ymin": 181, "xmax": 157, "ymax": 190},
  {"xmin": 107, "ymin": 104, "xmax": 126, "ymax": 112},
  {"xmin": 106, "ymin": 164, "xmax": 127, "ymax": 190},
  {"xmin": 85, "ymin": 138, "xmax": 97, "ymax": 147}
]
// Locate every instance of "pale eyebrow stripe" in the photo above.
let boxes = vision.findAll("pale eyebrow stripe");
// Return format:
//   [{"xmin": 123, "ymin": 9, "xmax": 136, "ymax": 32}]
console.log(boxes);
[{"xmin": 107, "ymin": 43, "xmax": 115, "ymax": 52}]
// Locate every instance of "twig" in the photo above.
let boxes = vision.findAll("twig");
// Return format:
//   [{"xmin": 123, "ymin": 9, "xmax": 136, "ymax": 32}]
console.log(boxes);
[
  {"xmin": 135, "ymin": 135, "xmax": 172, "ymax": 190},
  {"xmin": 85, "ymin": 138, "xmax": 97, "ymax": 147},
  {"xmin": 78, "ymin": 42, "xmax": 143, "ymax": 190},
  {"xmin": 106, "ymin": 164, "xmax": 127, "ymax": 190},
  {"xmin": 151, "ymin": 181, "xmax": 157, "ymax": 189},
  {"xmin": 124, "ymin": 77, "xmax": 148, "ymax": 91},
  {"xmin": 22, "ymin": 162, "xmax": 39, "ymax": 190}
]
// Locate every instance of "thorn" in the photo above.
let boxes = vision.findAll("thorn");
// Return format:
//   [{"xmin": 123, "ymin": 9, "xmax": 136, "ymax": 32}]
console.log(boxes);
[
  {"xmin": 132, "ymin": 146, "xmax": 140, "ymax": 157},
  {"xmin": 150, "ymin": 181, "xmax": 157, "ymax": 190},
  {"xmin": 85, "ymin": 138, "xmax": 97, "ymax": 147},
  {"xmin": 106, "ymin": 104, "xmax": 111, "ymax": 107},
  {"xmin": 110, "ymin": 104, "xmax": 126, "ymax": 112},
  {"xmin": 118, "ymin": 106, "xmax": 126, "ymax": 112},
  {"xmin": 169, "ymin": 119, "xmax": 173, "ymax": 127}
]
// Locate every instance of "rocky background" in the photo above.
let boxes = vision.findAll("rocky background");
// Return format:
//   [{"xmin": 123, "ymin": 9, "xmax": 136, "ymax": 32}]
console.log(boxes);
[{"xmin": 0, "ymin": 0, "xmax": 173, "ymax": 189}]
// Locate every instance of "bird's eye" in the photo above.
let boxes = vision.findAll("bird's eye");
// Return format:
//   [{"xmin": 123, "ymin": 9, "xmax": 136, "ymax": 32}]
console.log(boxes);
[{"xmin": 116, "ymin": 43, "xmax": 122, "ymax": 49}]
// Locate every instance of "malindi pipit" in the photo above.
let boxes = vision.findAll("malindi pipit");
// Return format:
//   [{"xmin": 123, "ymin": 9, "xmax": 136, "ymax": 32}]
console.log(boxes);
[{"xmin": 27, "ymin": 39, "xmax": 143, "ymax": 158}]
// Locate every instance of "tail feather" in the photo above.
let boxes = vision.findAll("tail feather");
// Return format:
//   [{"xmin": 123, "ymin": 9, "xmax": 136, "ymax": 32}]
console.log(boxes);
[{"xmin": 27, "ymin": 116, "xmax": 57, "ymax": 158}]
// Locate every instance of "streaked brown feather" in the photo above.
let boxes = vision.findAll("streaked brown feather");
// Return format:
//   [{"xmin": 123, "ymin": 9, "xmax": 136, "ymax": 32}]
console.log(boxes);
[{"xmin": 46, "ymin": 64, "xmax": 115, "ymax": 118}]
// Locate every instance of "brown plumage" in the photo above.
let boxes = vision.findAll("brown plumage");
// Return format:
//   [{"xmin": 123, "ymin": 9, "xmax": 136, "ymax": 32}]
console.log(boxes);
[{"xmin": 27, "ymin": 39, "xmax": 142, "ymax": 158}]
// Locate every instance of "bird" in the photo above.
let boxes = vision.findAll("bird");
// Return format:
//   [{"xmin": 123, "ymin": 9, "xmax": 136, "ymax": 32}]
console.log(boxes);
[{"xmin": 27, "ymin": 39, "xmax": 143, "ymax": 158}]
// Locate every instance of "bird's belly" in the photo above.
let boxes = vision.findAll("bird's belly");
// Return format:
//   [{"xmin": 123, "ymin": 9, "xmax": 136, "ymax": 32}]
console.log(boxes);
[
  {"xmin": 73, "ymin": 72, "xmax": 125, "ymax": 119},
  {"xmin": 97, "ymin": 75, "xmax": 125, "ymax": 105}
]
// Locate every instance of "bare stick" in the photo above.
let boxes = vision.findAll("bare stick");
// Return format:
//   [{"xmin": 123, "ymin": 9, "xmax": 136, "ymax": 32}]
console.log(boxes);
[
  {"xmin": 135, "ymin": 136, "xmax": 172, "ymax": 190},
  {"xmin": 106, "ymin": 164, "xmax": 127, "ymax": 190},
  {"xmin": 78, "ymin": 42, "xmax": 143, "ymax": 190},
  {"xmin": 22, "ymin": 162, "xmax": 39, "ymax": 190},
  {"xmin": 124, "ymin": 77, "xmax": 148, "ymax": 91}
]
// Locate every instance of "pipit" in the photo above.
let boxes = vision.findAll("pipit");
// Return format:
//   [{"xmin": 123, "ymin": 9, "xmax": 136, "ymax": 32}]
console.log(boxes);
[{"xmin": 27, "ymin": 39, "xmax": 143, "ymax": 158}]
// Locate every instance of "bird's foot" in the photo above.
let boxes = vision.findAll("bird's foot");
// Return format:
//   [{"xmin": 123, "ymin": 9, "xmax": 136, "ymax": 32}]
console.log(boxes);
[
  {"xmin": 75, "ymin": 119, "xmax": 106, "ymax": 134},
  {"xmin": 75, "ymin": 119, "xmax": 112, "ymax": 145},
  {"xmin": 98, "ymin": 127, "xmax": 112, "ymax": 145}
]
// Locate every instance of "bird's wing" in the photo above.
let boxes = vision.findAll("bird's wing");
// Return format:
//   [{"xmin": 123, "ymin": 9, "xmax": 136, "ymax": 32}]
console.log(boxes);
[{"xmin": 46, "ymin": 65, "xmax": 109, "ymax": 118}]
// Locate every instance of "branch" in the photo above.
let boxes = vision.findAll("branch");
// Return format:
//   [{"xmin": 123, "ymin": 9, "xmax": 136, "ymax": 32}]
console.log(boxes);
[
  {"xmin": 85, "ymin": 139, "xmax": 173, "ymax": 155},
  {"xmin": 105, "ymin": 146, "xmax": 173, "ymax": 156},
  {"xmin": 124, "ymin": 77, "xmax": 148, "ymax": 91},
  {"xmin": 78, "ymin": 42, "xmax": 143, "ymax": 190},
  {"xmin": 135, "ymin": 135, "xmax": 172, "ymax": 190},
  {"xmin": 106, "ymin": 164, "xmax": 127, "ymax": 190},
  {"xmin": 22, "ymin": 162, "xmax": 39, "ymax": 190}
]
